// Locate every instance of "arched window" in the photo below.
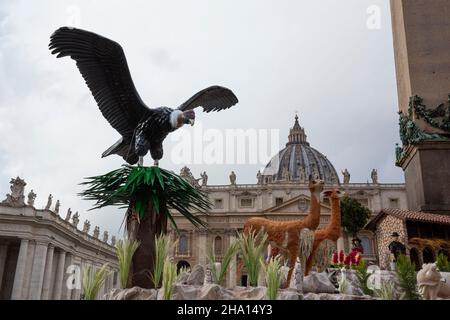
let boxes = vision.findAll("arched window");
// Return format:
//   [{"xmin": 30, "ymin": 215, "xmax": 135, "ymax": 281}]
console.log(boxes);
[
  {"xmin": 409, "ymin": 247, "xmax": 421, "ymax": 271},
  {"xmin": 214, "ymin": 236, "xmax": 222, "ymax": 255},
  {"xmin": 178, "ymin": 234, "xmax": 188, "ymax": 255},
  {"xmin": 423, "ymin": 247, "xmax": 435, "ymax": 264},
  {"xmin": 360, "ymin": 236, "xmax": 373, "ymax": 255},
  {"xmin": 176, "ymin": 260, "xmax": 191, "ymax": 273}
]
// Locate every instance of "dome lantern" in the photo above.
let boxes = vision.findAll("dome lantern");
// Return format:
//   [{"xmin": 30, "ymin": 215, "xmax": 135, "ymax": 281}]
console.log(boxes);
[{"xmin": 287, "ymin": 114, "xmax": 309, "ymax": 146}]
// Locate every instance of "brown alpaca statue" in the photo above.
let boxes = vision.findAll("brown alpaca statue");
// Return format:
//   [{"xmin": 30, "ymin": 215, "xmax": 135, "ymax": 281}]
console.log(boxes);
[
  {"xmin": 241, "ymin": 176, "xmax": 324, "ymax": 287},
  {"xmin": 304, "ymin": 188, "xmax": 343, "ymax": 276}
]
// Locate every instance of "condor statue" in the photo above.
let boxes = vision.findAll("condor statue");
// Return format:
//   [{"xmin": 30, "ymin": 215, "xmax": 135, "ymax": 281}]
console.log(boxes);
[{"xmin": 49, "ymin": 27, "xmax": 238, "ymax": 166}]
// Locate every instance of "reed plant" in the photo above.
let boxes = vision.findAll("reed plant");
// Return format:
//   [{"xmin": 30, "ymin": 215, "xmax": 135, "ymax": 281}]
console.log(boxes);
[
  {"xmin": 115, "ymin": 239, "xmax": 140, "ymax": 288},
  {"xmin": 236, "ymin": 229, "xmax": 268, "ymax": 287},
  {"xmin": 82, "ymin": 264, "xmax": 111, "ymax": 300}
]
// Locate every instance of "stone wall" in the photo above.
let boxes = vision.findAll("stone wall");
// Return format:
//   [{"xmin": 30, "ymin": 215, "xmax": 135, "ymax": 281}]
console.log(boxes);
[{"xmin": 375, "ymin": 215, "xmax": 407, "ymax": 269}]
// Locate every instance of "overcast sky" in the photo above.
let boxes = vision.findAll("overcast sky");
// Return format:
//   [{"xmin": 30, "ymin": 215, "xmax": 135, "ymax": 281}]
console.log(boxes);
[{"xmin": 0, "ymin": 0, "xmax": 403, "ymax": 237}]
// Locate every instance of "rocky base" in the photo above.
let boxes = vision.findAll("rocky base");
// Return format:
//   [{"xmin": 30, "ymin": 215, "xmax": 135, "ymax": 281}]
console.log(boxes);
[{"xmin": 104, "ymin": 285, "xmax": 376, "ymax": 301}]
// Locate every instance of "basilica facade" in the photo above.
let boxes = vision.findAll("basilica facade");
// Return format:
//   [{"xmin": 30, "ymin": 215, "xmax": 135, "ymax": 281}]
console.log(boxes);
[{"xmin": 169, "ymin": 116, "xmax": 408, "ymax": 287}]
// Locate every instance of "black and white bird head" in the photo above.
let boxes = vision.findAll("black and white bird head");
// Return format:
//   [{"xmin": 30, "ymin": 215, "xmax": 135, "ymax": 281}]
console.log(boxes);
[{"xmin": 171, "ymin": 110, "xmax": 196, "ymax": 128}]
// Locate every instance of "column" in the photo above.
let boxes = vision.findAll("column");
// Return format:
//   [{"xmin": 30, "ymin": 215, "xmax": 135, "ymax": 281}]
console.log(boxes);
[
  {"xmin": 110, "ymin": 271, "xmax": 115, "ymax": 290},
  {"xmin": 29, "ymin": 242, "xmax": 49, "ymax": 300},
  {"xmin": 63, "ymin": 253, "xmax": 74, "ymax": 300},
  {"xmin": 197, "ymin": 232, "xmax": 207, "ymax": 265},
  {"xmin": 111, "ymin": 269, "xmax": 115, "ymax": 289},
  {"xmin": 72, "ymin": 259, "xmax": 83, "ymax": 300},
  {"xmin": 11, "ymin": 239, "xmax": 29, "ymax": 299},
  {"xmin": 227, "ymin": 234, "xmax": 237, "ymax": 288},
  {"xmin": 0, "ymin": 242, "xmax": 8, "ymax": 289},
  {"xmin": 337, "ymin": 229, "xmax": 346, "ymax": 254},
  {"xmin": 41, "ymin": 244, "xmax": 55, "ymax": 300},
  {"xmin": 52, "ymin": 250, "xmax": 66, "ymax": 300}
]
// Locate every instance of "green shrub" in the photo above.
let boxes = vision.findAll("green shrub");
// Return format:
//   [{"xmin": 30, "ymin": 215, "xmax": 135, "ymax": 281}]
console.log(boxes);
[
  {"xmin": 353, "ymin": 260, "xmax": 373, "ymax": 295},
  {"xmin": 237, "ymin": 229, "xmax": 268, "ymax": 287},
  {"xmin": 262, "ymin": 256, "xmax": 283, "ymax": 300},
  {"xmin": 116, "ymin": 239, "xmax": 140, "ymax": 289},
  {"xmin": 82, "ymin": 264, "xmax": 111, "ymax": 300},
  {"xmin": 340, "ymin": 196, "xmax": 371, "ymax": 236},
  {"xmin": 373, "ymin": 280, "xmax": 403, "ymax": 300},
  {"xmin": 207, "ymin": 241, "xmax": 239, "ymax": 286},
  {"xmin": 151, "ymin": 234, "xmax": 176, "ymax": 288},
  {"xmin": 436, "ymin": 253, "xmax": 450, "ymax": 272},
  {"xmin": 162, "ymin": 258, "xmax": 177, "ymax": 300},
  {"xmin": 395, "ymin": 254, "xmax": 420, "ymax": 300},
  {"xmin": 338, "ymin": 276, "xmax": 349, "ymax": 294}
]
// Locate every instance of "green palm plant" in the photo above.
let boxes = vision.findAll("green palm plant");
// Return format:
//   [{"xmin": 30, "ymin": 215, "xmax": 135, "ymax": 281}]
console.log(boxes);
[
  {"xmin": 80, "ymin": 165, "xmax": 211, "ymax": 288},
  {"xmin": 395, "ymin": 254, "xmax": 420, "ymax": 300},
  {"xmin": 338, "ymin": 276, "xmax": 349, "ymax": 294},
  {"xmin": 207, "ymin": 240, "xmax": 239, "ymax": 286},
  {"xmin": 151, "ymin": 234, "xmax": 177, "ymax": 288},
  {"xmin": 162, "ymin": 257, "xmax": 177, "ymax": 300},
  {"xmin": 262, "ymin": 256, "xmax": 283, "ymax": 300},
  {"xmin": 373, "ymin": 280, "xmax": 403, "ymax": 300},
  {"xmin": 115, "ymin": 239, "xmax": 140, "ymax": 289},
  {"xmin": 353, "ymin": 259, "xmax": 373, "ymax": 295},
  {"xmin": 177, "ymin": 266, "xmax": 189, "ymax": 283},
  {"xmin": 236, "ymin": 229, "xmax": 268, "ymax": 287},
  {"xmin": 82, "ymin": 264, "xmax": 111, "ymax": 300},
  {"xmin": 436, "ymin": 253, "xmax": 450, "ymax": 272}
]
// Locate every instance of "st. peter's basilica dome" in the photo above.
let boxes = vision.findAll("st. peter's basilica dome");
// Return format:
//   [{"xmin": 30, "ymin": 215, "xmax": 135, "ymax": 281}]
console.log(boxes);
[{"xmin": 262, "ymin": 115, "xmax": 340, "ymax": 185}]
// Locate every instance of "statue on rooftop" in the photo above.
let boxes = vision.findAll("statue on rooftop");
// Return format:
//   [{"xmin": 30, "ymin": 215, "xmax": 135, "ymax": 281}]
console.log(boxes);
[
  {"xmin": 45, "ymin": 194, "xmax": 53, "ymax": 210},
  {"xmin": 200, "ymin": 171, "xmax": 208, "ymax": 186},
  {"xmin": 27, "ymin": 189, "xmax": 36, "ymax": 207},
  {"xmin": 83, "ymin": 220, "xmax": 91, "ymax": 233},
  {"xmin": 54, "ymin": 200, "xmax": 60, "ymax": 214},
  {"xmin": 256, "ymin": 170, "xmax": 263, "ymax": 185},
  {"xmin": 103, "ymin": 231, "xmax": 109, "ymax": 242},
  {"xmin": 2, "ymin": 177, "xmax": 27, "ymax": 207},
  {"xmin": 342, "ymin": 169, "xmax": 350, "ymax": 184},
  {"xmin": 111, "ymin": 236, "xmax": 116, "ymax": 246},
  {"xmin": 72, "ymin": 211, "xmax": 80, "ymax": 227},
  {"xmin": 65, "ymin": 208, "xmax": 72, "ymax": 221},
  {"xmin": 93, "ymin": 226, "xmax": 100, "ymax": 239},
  {"xmin": 229, "ymin": 171, "xmax": 236, "ymax": 185},
  {"xmin": 180, "ymin": 166, "xmax": 201, "ymax": 187},
  {"xmin": 371, "ymin": 169, "xmax": 378, "ymax": 184}
]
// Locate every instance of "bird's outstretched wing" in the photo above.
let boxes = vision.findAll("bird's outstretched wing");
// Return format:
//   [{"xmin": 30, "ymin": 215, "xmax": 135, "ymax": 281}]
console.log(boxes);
[
  {"xmin": 178, "ymin": 86, "xmax": 238, "ymax": 112},
  {"xmin": 49, "ymin": 27, "xmax": 151, "ymax": 138}
]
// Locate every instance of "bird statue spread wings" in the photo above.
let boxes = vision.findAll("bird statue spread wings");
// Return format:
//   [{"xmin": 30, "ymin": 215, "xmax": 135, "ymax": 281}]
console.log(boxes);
[{"xmin": 49, "ymin": 27, "xmax": 239, "ymax": 165}]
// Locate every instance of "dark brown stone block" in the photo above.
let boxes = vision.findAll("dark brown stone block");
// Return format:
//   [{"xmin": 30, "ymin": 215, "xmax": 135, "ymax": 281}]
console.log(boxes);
[{"xmin": 401, "ymin": 141, "xmax": 450, "ymax": 215}]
